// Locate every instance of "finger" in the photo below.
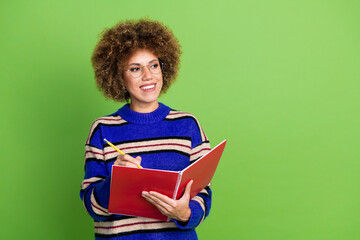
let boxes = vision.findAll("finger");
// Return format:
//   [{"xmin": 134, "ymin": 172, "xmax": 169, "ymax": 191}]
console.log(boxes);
[
  {"xmin": 144, "ymin": 197, "xmax": 170, "ymax": 216},
  {"xmin": 113, "ymin": 155, "xmax": 123, "ymax": 165},
  {"xmin": 142, "ymin": 192, "xmax": 172, "ymax": 212},
  {"xmin": 148, "ymin": 191, "xmax": 173, "ymax": 204},
  {"xmin": 125, "ymin": 155, "xmax": 141, "ymax": 167},
  {"xmin": 113, "ymin": 155, "xmax": 136, "ymax": 167},
  {"xmin": 120, "ymin": 154, "xmax": 141, "ymax": 168}
]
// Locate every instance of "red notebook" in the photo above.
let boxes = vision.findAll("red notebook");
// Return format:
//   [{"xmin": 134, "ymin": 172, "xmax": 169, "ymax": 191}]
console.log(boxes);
[{"xmin": 108, "ymin": 140, "xmax": 227, "ymax": 221}]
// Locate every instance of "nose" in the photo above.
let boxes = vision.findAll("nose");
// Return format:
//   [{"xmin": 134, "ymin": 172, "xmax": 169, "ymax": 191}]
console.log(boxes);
[{"xmin": 142, "ymin": 66, "xmax": 153, "ymax": 81}]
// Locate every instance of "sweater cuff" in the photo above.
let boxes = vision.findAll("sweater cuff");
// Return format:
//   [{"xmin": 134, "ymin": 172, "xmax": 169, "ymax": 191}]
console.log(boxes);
[
  {"xmin": 93, "ymin": 176, "xmax": 111, "ymax": 208},
  {"xmin": 174, "ymin": 200, "xmax": 203, "ymax": 230}
]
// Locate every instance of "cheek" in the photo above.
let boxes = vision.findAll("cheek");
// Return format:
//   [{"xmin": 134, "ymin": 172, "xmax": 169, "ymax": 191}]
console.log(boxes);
[
  {"xmin": 123, "ymin": 76, "xmax": 136, "ymax": 91},
  {"xmin": 158, "ymin": 75, "xmax": 164, "ymax": 88},
  {"xmin": 122, "ymin": 74, "xmax": 129, "ymax": 89}
]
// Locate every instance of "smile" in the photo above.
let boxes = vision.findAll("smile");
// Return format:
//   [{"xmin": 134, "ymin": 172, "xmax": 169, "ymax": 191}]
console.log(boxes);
[{"xmin": 140, "ymin": 84, "xmax": 156, "ymax": 90}]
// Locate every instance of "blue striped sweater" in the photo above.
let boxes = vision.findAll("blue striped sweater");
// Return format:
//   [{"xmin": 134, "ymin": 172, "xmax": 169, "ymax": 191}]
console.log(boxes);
[{"xmin": 80, "ymin": 103, "xmax": 212, "ymax": 239}]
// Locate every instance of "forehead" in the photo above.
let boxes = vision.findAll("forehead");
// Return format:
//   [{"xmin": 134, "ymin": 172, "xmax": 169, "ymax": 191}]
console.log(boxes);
[{"xmin": 126, "ymin": 49, "xmax": 158, "ymax": 65}]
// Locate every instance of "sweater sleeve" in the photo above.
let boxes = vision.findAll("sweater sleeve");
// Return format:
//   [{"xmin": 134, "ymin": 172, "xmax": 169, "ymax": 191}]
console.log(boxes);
[
  {"xmin": 79, "ymin": 120, "xmax": 113, "ymax": 222},
  {"xmin": 174, "ymin": 116, "xmax": 212, "ymax": 229}
]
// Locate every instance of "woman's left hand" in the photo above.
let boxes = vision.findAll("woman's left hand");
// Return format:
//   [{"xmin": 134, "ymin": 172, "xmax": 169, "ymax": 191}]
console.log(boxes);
[{"xmin": 142, "ymin": 180, "xmax": 193, "ymax": 222}]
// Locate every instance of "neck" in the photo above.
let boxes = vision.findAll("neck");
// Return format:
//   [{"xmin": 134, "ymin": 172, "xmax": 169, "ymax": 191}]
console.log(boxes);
[
  {"xmin": 117, "ymin": 102, "xmax": 170, "ymax": 124},
  {"xmin": 129, "ymin": 101, "xmax": 159, "ymax": 113}
]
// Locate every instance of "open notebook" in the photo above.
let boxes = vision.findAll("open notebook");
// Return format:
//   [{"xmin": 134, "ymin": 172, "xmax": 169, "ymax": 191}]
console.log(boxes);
[{"xmin": 108, "ymin": 140, "xmax": 227, "ymax": 221}]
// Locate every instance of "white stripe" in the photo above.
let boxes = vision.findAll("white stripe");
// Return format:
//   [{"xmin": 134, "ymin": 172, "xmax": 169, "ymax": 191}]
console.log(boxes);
[
  {"xmin": 192, "ymin": 196, "xmax": 206, "ymax": 225},
  {"xmin": 82, "ymin": 197, "xmax": 91, "ymax": 216},
  {"xmin": 94, "ymin": 217, "xmax": 177, "ymax": 235},
  {"xmin": 94, "ymin": 217, "xmax": 168, "ymax": 228},
  {"xmin": 81, "ymin": 176, "xmax": 104, "ymax": 190},
  {"xmin": 166, "ymin": 111, "xmax": 208, "ymax": 142},
  {"xmin": 190, "ymin": 142, "xmax": 211, "ymax": 161},
  {"xmin": 85, "ymin": 145, "xmax": 103, "ymax": 154},
  {"xmin": 85, "ymin": 146, "xmax": 104, "ymax": 160},
  {"xmin": 103, "ymin": 138, "xmax": 192, "ymax": 160},
  {"xmin": 91, "ymin": 189, "xmax": 111, "ymax": 216},
  {"xmin": 86, "ymin": 116, "xmax": 127, "ymax": 144},
  {"xmin": 191, "ymin": 142, "xmax": 211, "ymax": 153},
  {"xmin": 84, "ymin": 145, "xmax": 104, "ymax": 166},
  {"xmin": 192, "ymin": 196, "xmax": 205, "ymax": 213},
  {"xmin": 199, "ymin": 187, "xmax": 211, "ymax": 196},
  {"xmin": 114, "ymin": 138, "xmax": 191, "ymax": 151},
  {"xmin": 166, "ymin": 111, "xmax": 192, "ymax": 119}
]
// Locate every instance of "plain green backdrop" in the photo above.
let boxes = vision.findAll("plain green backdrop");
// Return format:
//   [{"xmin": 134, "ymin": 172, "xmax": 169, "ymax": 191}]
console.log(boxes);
[{"xmin": 1, "ymin": 0, "xmax": 359, "ymax": 239}]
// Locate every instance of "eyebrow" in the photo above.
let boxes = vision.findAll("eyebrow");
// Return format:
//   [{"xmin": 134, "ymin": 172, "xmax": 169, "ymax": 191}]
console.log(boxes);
[{"xmin": 127, "ymin": 59, "xmax": 159, "ymax": 67}]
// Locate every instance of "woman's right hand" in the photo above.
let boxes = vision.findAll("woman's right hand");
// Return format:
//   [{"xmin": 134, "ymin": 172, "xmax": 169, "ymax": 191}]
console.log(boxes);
[{"xmin": 114, "ymin": 154, "xmax": 142, "ymax": 168}]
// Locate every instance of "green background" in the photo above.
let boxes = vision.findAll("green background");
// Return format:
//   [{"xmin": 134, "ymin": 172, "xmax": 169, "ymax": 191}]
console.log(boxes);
[{"xmin": 1, "ymin": 0, "xmax": 359, "ymax": 239}]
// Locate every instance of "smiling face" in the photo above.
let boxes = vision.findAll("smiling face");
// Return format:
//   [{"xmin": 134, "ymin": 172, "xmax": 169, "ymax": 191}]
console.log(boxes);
[{"xmin": 123, "ymin": 49, "xmax": 163, "ymax": 113}]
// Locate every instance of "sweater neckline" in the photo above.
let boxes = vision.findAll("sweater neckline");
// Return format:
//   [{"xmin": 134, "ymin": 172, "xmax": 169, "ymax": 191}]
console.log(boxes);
[{"xmin": 117, "ymin": 102, "xmax": 170, "ymax": 124}]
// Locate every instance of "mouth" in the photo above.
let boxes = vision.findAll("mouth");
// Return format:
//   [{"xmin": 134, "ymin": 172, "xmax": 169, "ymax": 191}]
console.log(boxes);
[{"xmin": 140, "ymin": 84, "xmax": 156, "ymax": 91}]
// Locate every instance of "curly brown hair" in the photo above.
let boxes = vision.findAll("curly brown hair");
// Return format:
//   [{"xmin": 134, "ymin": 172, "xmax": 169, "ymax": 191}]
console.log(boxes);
[{"xmin": 91, "ymin": 19, "xmax": 182, "ymax": 102}]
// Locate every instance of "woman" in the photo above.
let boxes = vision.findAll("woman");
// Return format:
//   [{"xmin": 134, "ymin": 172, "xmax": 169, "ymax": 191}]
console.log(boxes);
[{"xmin": 80, "ymin": 19, "xmax": 212, "ymax": 240}]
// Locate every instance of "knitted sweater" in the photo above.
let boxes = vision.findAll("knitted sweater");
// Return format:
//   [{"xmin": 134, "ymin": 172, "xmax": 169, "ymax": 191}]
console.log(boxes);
[{"xmin": 80, "ymin": 103, "xmax": 212, "ymax": 240}]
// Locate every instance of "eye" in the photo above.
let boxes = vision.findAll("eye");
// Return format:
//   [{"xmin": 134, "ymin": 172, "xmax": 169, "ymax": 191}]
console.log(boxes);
[
  {"xmin": 130, "ymin": 67, "xmax": 140, "ymax": 72},
  {"xmin": 150, "ymin": 63, "xmax": 160, "ymax": 69}
]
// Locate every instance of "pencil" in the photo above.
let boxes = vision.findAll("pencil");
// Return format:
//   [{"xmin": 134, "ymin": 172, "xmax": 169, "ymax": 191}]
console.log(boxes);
[{"xmin": 104, "ymin": 138, "xmax": 142, "ymax": 168}]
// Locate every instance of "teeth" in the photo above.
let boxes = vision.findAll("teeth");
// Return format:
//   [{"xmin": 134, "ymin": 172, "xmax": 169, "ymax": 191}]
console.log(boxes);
[{"xmin": 141, "ymin": 84, "xmax": 155, "ymax": 90}]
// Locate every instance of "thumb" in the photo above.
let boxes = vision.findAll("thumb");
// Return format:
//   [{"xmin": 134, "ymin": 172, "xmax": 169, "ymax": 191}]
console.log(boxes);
[
  {"xmin": 184, "ymin": 180, "xmax": 193, "ymax": 198},
  {"xmin": 135, "ymin": 156, "xmax": 142, "ymax": 164}
]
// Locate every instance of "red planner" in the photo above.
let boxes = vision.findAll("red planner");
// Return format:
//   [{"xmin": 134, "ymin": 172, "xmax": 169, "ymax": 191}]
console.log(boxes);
[{"xmin": 108, "ymin": 140, "xmax": 227, "ymax": 221}]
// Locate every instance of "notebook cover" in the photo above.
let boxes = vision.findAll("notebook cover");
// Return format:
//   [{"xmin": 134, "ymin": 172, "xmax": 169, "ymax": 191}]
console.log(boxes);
[{"xmin": 108, "ymin": 167, "xmax": 179, "ymax": 221}]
